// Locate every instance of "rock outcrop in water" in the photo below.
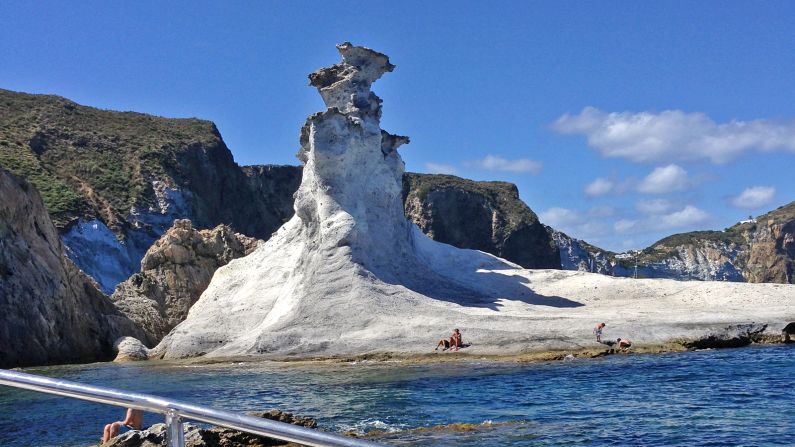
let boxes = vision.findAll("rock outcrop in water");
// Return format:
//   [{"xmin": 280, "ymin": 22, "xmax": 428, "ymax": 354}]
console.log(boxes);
[
  {"xmin": 111, "ymin": 219, "xmax": 259, "ymax": 346},
  {"xmin": 153, "ymin": 43, "xmax": 795, "ymax": 360},
  {"xmin": 0, "ymin": 168, "xmax": 142, "ymax": 368}
]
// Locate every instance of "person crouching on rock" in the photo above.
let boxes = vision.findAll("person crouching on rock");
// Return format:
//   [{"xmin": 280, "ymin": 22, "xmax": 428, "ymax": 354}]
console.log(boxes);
[
  {"xmin": 435, "ymin": 329, "xmax": 462, "ymax": 352},
  {"xmin": 102, "ymin": 408, "xmax": 143, "ymax": 443},
  {"xmin": 616, "ymin": 338, "xmax": 632, "ymax": 352}
]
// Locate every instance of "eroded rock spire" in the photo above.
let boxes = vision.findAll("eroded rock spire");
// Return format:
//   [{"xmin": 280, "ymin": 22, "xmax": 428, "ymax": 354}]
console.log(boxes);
[{"xmin": 294, "ymin": 43, "xmax": 411, "ymax": 260}]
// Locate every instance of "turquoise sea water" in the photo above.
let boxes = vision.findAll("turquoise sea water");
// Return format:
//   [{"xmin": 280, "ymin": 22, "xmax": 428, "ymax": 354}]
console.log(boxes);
[{"xmin": 1, "ymin": 345, "xmax": 794, "ymax": 446}]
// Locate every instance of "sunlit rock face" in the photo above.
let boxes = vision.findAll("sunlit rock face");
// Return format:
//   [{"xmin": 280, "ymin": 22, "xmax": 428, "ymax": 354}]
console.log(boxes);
[
  {"xmin": 293, "ymin": 43, "xmax": 413, "ymax": 277},
  {"xmin": 0, "ymin": 168, "xmax": 143, "ymax": 367},
  {"xmin": 153, "ymin": 43, "xmax": 519, "ymax": 359},
  {"xmin": 153, "ymin": 44, "xmax": 795, "ymax": 360}
]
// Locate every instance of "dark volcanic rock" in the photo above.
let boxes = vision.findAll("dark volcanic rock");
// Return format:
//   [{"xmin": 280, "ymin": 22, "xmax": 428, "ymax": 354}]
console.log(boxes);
[
  {"xmin": 240, "ymin": 165, "xmax": 302, "ymax": 237},
  {"xmin": 111, "ymin": 219, "xmax": 259, "ymax": 346},
  {"xmin": 680, "ymin": 323, "xmax": 769, "ymax": 350},
  {"xmin": 402, "ymin": 173, "xmax": 560, "ymax": 269},
  {"xmin": 0, "ymin": 168, "xmax": 142, "ymax": 368}
]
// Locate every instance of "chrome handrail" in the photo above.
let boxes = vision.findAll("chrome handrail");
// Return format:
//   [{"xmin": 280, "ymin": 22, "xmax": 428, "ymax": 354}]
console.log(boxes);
[{"xmin": 0, "ymin": 369, "xmax": 383, "ymax": 447}]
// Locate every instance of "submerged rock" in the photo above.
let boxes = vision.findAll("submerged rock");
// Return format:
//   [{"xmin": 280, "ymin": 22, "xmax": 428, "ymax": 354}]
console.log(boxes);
[{"xmin": 111, "ymin": 219, "xmax": 259, "ymax": 346}]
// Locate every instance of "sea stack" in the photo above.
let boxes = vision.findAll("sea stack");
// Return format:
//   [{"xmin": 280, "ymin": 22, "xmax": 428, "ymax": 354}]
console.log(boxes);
[{"xmin": 153, "ymin": 43, "xmax": 794, "ymax": 359}]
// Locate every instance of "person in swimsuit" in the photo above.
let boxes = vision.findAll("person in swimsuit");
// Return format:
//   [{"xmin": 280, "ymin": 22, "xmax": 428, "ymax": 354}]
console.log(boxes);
[
  {"xmin": 594, "ymin": 323, "xmax": 605, "ymax": 342},
  {"xmin": 101, "ymin": 408, "xmax": 144, "ymax": 443},
  {"xmin": 616, "ymin": 338, "xmax": 632, "ymax": 352},
  {"xmin": 435, "ymin": 329, "xmax": 463, "ymax": 351}
]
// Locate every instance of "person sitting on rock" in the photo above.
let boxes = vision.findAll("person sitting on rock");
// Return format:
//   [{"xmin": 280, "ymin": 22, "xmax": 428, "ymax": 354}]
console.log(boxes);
[
  {"xmin": 102, "ymin": 408, "xmax": 144, "ymax": 443},
  {"xmin": 435, "ymin": 329, "xmax": 463, "ymax": 351},
  {"xmin": 616, "ymin": 338, "xmax": 632, "ymax": 352}
]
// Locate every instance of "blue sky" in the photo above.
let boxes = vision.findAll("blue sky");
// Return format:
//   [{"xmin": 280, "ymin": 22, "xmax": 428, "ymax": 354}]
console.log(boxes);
[{"xmin": 2, "ymin": 1, "xmax": 794, "ymax": 251}]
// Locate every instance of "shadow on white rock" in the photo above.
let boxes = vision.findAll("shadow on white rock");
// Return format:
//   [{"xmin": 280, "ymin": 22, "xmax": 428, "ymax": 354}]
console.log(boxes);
[{"xmin": 152, "ymin": 43, "xmax": 795, "ymax": 361}]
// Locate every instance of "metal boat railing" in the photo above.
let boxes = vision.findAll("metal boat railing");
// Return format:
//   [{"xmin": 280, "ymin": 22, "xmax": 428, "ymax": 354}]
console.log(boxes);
[{"xmin": 0, "ymin": 369, "xmax": 383, "ymax": 447}]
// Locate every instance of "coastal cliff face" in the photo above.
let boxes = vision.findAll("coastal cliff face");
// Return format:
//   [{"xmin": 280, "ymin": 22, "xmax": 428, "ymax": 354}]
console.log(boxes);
[
  {"xmin": 553, "ymin": 201, "xmax": 795, "ymax": 283},
  {"xmin": 0, "ymin": 168, "xmax": 141, "ymax": 368},
  {"xmin": 0, "ymin": 89, "xmax": 289, "ymax": 293},
  {"xmin": 551, "ymin": 228, "xmax": 613, "ymax": 274},
  {"xmin": 2, "ymin": 88, "xmax": 562, "ymax": 295},
  {"xmin": 152, "ymin": 44, "xmax": 795, "ymax": 360},
  {"xmin": 403, "ymin": 173, "xmax": 559, "ymax": 269},
  {"xmin": 111, "ymin": 219, "xmax": 259, "ymax": 346},
  {"xmin": 153, "ymin": 43, "xmax": 556, "ymax": 359}
]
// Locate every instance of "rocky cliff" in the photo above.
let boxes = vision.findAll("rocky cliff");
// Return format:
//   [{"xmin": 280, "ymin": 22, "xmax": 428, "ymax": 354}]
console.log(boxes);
[
  {"xmin": 551, "ymin": 228, "xmax": 614, "ymax": 274},
  {"xmin": 2, "ymin": 88, "xmax": 565, "ymax": 296},
  {"xmin": 553, "ymin": 202, "xmax": 795, "ymax": 283},
  {"xmin": 0, "ymin": 88, "xmax": 292, "ymax": 293},
  {"xmin": 111, "ymin": 219, "xmax": 259, "ymax": 346},
  {"xmin": 403, "ymin": 173, "xmax": 559, "ymax": 269},
  {"xmin": 149, "ymin": 43, "xmax": 795, "ymax": 361},
  {"xmin": 0, "ymin": 168, "xmax": 141, "ymax": 368}
]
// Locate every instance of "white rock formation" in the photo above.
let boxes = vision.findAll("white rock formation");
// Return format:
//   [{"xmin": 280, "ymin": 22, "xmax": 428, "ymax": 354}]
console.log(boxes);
[{"xmin": 154, "ymin": 43, "xmax": 795, "ymax": 359}]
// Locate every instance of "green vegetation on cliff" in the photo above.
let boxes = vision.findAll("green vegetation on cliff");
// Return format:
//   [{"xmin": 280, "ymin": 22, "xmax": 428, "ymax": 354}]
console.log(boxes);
[
  {"xmin": 402, "ymin": 173, "xmax": 560, "ymax": 269},
  {"xmin": 403, "ymin": 173, "xmax": 539, "ymax": 233},
  {"xmin": 0, "ymin": 88, "xmax": 222, "ymax": 230},
  {"xmin": 638, "ymin": 202, "xmax": 795, "ymax": 264}
]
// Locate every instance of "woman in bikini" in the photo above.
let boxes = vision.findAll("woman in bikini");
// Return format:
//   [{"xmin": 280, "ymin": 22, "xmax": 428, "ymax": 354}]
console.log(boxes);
[{"xmin": 435, "ymin": 329, "xmax": 463, "ymax": 351}]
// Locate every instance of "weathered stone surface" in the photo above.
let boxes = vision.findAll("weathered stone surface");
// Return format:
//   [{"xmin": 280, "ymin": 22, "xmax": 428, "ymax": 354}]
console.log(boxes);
[
  {"xmin": 550, "ymin": 228, "xmax": 613, "ymax": 274},
  {"xmin": 113, "ymin": 336, "xmax": 149, "ymax": 362},
  {"xmin": 680, "ymin": 323, "xmax": 769, "ymax": 349},
  {"xmin": 111, "ymin": 219, "xmax": 259, "ymax": 346},
  {"xmin": 0, "ymin": 168, "xmax": 142, "ymax": 368},
  {"xmin": 0, "ymin": 88, "xmax": 302, "ymax": 294},
  {"xmin": 152, "ymin": 43, "xmax": 795, "ymax": 361},
  {"xmin": 554, "ymin": 202, "xmax": 795, "ymax": 284},
  {"xmin": 782, "ymin": 322, "xmax": 795, "ymax": 343},
  {"xmin": 103, "ymin": 410, "xmax": 316, "ymax": 447},
  {"xmin": 403, "ymin": 173, "xmax": 559, "ymax": 269}
]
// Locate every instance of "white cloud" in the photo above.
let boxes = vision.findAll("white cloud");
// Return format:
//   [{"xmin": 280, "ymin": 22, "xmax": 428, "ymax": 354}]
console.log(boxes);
[
  {"xmin": 552, "ymin": 107, "xmax": 795, "ymax": 164},
  {"xmin": 539, "ymin": 206, "xmax": 612, "ymax": 239},
  {"xmin": 637, "ymin": 164, "xmax": 691, "ymax": 194},
  {"xmin": 635, "ymin": 199, "xmax": 674, "ymax": 215},
  {"xmin": 588, "ymin": 205, "xmax": 617, "ymax": 217},
  {"xmin": 424, "ymin": 162, "xmax": 457, "ymax": 175},
  {"xmin": 731, "ymin": 186, "xmax": 776, "ymax": 209},
  {"xmin": 584, "ymin": 177, "xmax": 614, "ymax": 197},
  {"xmin": 654, "ymin": 205, "xmax": 710, "ymax": 230},
  {"xmin": 539, "ymin": 207, "xmax": 582, "ymax": 227},
  {"xmin": 466, "ymin": 155, "xmax": 542, "ymax": 174},
  {"xmin": 614, "ymin": 219, "xmax": 638, "ymax": 232},
  {"xmin": 544, "ymin": 203, "xmax": 711, "ymax": 251}
]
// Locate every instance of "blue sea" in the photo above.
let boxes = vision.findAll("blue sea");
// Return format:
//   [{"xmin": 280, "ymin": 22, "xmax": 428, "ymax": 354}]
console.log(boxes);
[{"xmin": 1, "ymin": 345, "xmax": 794, "ymax": 446}]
